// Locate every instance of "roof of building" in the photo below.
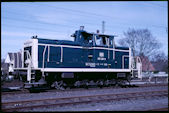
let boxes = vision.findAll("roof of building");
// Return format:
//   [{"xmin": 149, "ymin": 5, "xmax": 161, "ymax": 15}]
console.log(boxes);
[
  {"xmin": 5, "ymin": 52, "xmax": 22, "ymax": 68},
  {"xmin": 139, "ymin": 55, "xmax": 155, "ymax": 72}
]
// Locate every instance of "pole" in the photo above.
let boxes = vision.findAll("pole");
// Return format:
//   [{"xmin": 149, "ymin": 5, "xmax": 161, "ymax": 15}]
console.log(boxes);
[{"xmin": 102, "ymin": 21, "xmax": 105, "ymax": 34}]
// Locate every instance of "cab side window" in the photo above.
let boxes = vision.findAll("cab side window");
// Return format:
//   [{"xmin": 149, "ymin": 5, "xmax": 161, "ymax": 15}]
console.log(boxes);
[
  {"xmin": 110, "ymin": 39, "xmax": 113, "ymax": 46},
  {"xmin": 102, "ymin": 37, "xmax": 107, "ymax": 45},
  {"xmin": 109, "ymin": 38, "xmax": 115, "ymax": 48},
  {"xmin": 84, "ymin": 35, "xmax": 93, "ymax": 45},
  {"xmin": 96, "ymin": 36, "xmax": 103, "ymax": 46},
  {"xmin": 95, "ymin": 36, "xmax": 108, "ymax": 46}
]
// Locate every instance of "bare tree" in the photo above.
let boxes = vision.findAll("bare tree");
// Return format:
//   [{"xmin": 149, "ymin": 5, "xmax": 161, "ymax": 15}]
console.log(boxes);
[
  {"xmin": 151, "ymin": 52, "xmax": 168, "ymax": 73},
  {"xmin": 118, "ymin": 28, "xmax": 162, "ymax": 72},
  {"xmin": 119, "ymin": 28, "xmax": 161, "ymax": 58}
]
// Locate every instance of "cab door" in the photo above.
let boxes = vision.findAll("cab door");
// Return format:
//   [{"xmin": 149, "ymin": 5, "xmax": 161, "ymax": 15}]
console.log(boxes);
[
  {"xmin": 123, "ymin": 56, "xmax": 129, "ymax": 69},
  {"xmin": 107, "ymin": 37, "xmax": 115, "ymax": 69},
  {"xmin": 82, "ymin": 34, "xmax": 95, "ymax": 67},
  {"xmin": 93, "ymin": 35, "xmax": 109, "ymax": 68}
]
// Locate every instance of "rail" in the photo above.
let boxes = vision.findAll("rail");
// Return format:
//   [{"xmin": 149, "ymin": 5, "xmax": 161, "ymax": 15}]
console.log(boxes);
[
  {"xmin": 2, "ymin": 90, "xmax": 168, "ymax": 112},
  {"xmin": 2, "ymin": 83, "xmax": 168, "ymax": 95}
]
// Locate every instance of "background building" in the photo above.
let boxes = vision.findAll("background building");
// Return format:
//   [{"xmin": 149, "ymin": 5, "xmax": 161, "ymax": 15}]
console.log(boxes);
[{"xmin": 4, "ymin": 52, "xmax": 22, "ymax": 74}]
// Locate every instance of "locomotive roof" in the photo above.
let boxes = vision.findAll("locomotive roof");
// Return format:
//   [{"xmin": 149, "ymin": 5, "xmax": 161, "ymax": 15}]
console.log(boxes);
[
  {"xmin": 36, "ymin": 38, "xmax": 81, "ymax": 46},
  {"xmin": 31, "ymin": 30, "xmax": 118, "ymax": 46},
  {"xmin": 80, "ymin": 30, "xmax": 117, "ymax": 38}
]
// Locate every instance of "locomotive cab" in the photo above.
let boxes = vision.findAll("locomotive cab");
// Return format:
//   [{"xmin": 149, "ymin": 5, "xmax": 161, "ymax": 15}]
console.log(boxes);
[{"xmin": 72, "ymin": 28, "xmax": 115, "ymax": 48}]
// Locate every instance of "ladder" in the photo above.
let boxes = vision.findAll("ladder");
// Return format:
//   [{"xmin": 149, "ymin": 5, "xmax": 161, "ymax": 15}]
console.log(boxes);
[
  {"xmin": 131, "ymin": 56, "xmax": 142, "ymax": 79},
  {"xmin": 24, "ymin": 50, "xmax": 35, "ymax": 83}
]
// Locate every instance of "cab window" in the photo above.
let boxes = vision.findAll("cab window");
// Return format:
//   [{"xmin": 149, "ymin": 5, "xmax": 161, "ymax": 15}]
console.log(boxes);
[
  {"xmin": 83, "ymin": 35, "xmax": 93, "ymax": 45},
  {"xmin": 95, "ymin": 36, "xmax": 107, "ymax": 46},
  {"xmin": 96, "ymin": 36, "xmax": 103, "ymax": 46},
  {"xmin": 109, "ymin": 38, "xmax": 115, "ymax": 48}
]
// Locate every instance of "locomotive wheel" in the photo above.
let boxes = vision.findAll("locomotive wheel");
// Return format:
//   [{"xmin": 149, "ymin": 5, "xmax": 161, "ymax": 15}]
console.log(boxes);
[
  {"xmin": 74, "ymin": 81, "xmax": 81, "ymax": 88},
  {"xmin": 97, "ymin": 80, "xmax": 104, "ymax": 88},
  {"xmin": 117, "ymin": 79, "xmax": 126, "ymax": 87},
  {"xmin": 126, "ymin": 75, "xmax": 132, "ymax": 85},
  {"xmin": 85, "ymin": 82, "xmax": 89, "ymax": 89},
  {"xmin": 52, "ymin": 81, "xmax": 65, "ymax": 90},
  {"xmin": 104, "ymin": 80, "xmax": 111, "ymax": 87}
]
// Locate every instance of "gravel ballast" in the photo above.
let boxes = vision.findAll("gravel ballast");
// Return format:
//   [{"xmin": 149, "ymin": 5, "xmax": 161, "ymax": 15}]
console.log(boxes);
[
  {"xmin": 19, "ymin": 95, "xmax": 168, "ymax": 111},
  {"xmin": 2, "ymin": 85, "xmax": 168, "ymax": 103}
]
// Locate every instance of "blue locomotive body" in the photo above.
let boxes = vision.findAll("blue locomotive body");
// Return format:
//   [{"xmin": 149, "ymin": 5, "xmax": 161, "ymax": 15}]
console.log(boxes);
[
  {"xmin": 20, "ymin": 28, "xmax": 136, "ymax": 89},
  {"xmin": 37, "ymin": 39, "xmax": 129, "ymax": 69}
]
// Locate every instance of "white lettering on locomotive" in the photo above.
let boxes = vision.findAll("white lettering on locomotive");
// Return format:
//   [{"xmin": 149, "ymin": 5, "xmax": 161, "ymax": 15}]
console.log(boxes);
[
  {"xmin": 99, "ymin": 52, "xmax": 104, "ymax": 57},
  {"xmin": 97, "ymin": 57, "xmax": 106, "ymax": 60},
  {"xmin": 97, "ymin": 52, "xmax": 106, "ymax": 60},
  {"xmin": 85, "ymin": 62, "xmax": 96, "ymax": 67}
]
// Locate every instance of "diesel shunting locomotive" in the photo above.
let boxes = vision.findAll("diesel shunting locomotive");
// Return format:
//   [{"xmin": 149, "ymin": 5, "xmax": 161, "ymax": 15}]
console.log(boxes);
[{"xmin": 14, "ymin": 26, "xmax": 142, "ymax": 89}]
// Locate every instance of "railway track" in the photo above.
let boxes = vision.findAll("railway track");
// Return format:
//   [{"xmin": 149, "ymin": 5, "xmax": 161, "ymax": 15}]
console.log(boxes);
[
  {"xmin": 2, "ymin": 83, "xmax": 168, "ymax": 95},
  {"xmin": 1, "ymin": 89, "xmax": 29, "ymax": 95},
  {"xmin": 2, "ymin": 90, "xmax": 168, "ymax": 112}
]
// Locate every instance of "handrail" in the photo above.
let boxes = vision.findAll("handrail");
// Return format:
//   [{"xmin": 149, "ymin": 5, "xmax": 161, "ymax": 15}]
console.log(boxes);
[
  {"xmin": 24, "ymin": 50, "xmax": 32, "ymax": 64},
  {"xmin": 24, "ymin": 50, "xmax": 32, "ymax": 83},
  {"xmin": 42, "ymin": 46, "xmax": 47, "ymax": 77},
  {"xmin": 131, "ymin": 56, "xmax": 142, "ymax": 78}
]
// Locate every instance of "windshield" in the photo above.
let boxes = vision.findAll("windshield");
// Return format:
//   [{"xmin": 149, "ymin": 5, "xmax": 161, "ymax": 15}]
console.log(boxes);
[
  {"xmin": 96, "ymin": 36, "xmax": 103, "ymax": 46},
  {"xmin": 95, "ymin": 35, "xmax": 108, "ymax": 46}
]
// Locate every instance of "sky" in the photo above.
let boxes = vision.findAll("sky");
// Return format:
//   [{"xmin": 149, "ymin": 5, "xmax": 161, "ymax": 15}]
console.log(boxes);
[{"xmin": 1, "ymin": 1, "xmax": 168, "ymax": 59}]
